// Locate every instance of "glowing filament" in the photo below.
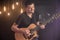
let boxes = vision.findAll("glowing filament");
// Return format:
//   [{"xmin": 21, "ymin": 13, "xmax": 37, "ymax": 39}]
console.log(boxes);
[
  {"xmin": 21, "ymin": 8, "xmax": 23, "ymax": 13},
  {"xmin": 4, "ymin": 6, "xmax": 6, "ymax": 12},
  {"xmin": 12, "ymin": 4, "xmax": 15, "ymax": 10},
  {"xmin": 0, "ymin": 11, "xmax": 2, "ymax": 14},
  {"xmin": 7, "ymin": 12, "xmax": 10, "ymax": 16},
  {"xmin": 16, "ymin": 2, "xmax": 19, "ymax": 5}
]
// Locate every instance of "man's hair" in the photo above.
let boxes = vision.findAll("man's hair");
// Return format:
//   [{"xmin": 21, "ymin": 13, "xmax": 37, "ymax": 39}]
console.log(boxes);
[{"xmin": 23, "ymin": 0, "xmax": 35, "ymax": 7}]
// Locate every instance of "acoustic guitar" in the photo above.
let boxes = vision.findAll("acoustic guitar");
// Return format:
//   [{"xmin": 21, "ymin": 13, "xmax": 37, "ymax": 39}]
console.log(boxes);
[
  {"xmin": 15, "ymin": 23, "xmax": 40, "ymax": 40},
  {"xmin": 15, "ymin": 13, "xmax": 60, "ymax": 40}
]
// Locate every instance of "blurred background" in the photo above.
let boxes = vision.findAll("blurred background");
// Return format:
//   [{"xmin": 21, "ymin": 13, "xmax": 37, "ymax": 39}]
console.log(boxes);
[{"xmin": 0, "ymin": 0, "xmax": 60, "ymax": 40}]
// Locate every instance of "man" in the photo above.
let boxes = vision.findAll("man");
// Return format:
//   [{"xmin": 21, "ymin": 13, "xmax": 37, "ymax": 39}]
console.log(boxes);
[{"xmin": 11, "ymin": 0, "xmax": 45, "ymax": 40}]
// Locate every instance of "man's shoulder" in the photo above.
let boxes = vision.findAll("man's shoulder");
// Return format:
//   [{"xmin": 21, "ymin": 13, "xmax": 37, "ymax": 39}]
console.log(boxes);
[{"xmin": 18, "ymin": 12, "xmax": 26, "ymax": 17}]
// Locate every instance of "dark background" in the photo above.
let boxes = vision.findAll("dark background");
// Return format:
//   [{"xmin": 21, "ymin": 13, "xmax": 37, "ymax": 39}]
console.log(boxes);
[{"xmin": 0, "ymin": 0, "xmax": 60, "ymax": 40}]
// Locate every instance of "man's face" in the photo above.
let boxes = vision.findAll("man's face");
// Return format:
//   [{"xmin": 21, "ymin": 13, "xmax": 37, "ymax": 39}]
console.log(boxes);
[{"xmin": 25, "ymin": 3, "xmax": 35, "ymax": 14}]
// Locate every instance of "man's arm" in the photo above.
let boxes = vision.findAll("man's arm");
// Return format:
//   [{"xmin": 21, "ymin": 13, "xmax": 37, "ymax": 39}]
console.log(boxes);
[
  {"xmin": 11, "ymin": 22, "xmax": 30, "ymax": 35},
  {"xmin": 11, "ymin": 23, "xmax": 20, "ymax": 33},
  {"xmin": 11, "ymin": 23, "xmax": 25, "ymax": 33}
]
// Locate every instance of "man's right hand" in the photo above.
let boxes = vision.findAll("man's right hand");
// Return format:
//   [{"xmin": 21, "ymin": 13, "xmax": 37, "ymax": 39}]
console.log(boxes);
[{"xmin": 19, "ymin": 28, "xmax": 31, "ymax": 36}]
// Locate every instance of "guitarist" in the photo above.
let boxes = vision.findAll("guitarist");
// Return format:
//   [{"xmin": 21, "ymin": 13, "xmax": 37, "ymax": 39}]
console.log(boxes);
[{"xmin": 11, "ymin": 0, "xmax": 45, "ymax": 40}]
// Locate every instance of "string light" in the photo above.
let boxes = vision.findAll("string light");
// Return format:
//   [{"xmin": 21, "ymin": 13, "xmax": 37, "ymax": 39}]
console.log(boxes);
[
  {"xmin": 3, "ymin": 6, "xmax": 6, "ymax": 12},
  {"xmin": 20, "ymin": 8, "xmax": 23, "ymax": 13},
  {"xmin": 16, "ymin": 2, "xmax": 19, "ymax": 5},
  {"xmin": 12, "ymin": 4, "xmax": 15, "ymax": 10},
  {"xmin": 1, "ymin": 1, "xmax": 24, "ymax": 16},
  {"xmin": 7, "ymin": 12, "xmax": 10, "ymax": 16},
  {"xmin": 0, "ymin": 11, "xmax": 2, "ymax": 14}
]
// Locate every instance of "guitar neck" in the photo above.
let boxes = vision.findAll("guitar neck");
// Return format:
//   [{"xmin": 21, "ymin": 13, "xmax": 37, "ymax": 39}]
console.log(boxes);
[{"xmin": 40, "ymin": 13, "xmax": 60, "ymax": 26}]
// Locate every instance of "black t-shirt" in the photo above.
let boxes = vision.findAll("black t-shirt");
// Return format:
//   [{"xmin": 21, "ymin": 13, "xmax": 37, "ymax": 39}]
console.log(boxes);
[{"xmin": 15, "ymin": 12, "xmax": 39, "ymax": 28}]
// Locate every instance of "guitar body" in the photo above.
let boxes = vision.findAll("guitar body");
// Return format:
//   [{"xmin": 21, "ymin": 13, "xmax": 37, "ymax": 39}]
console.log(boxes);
[
  {"xmin": 15, "ymin": 24, "xmax": 39, "ymax": 40},
  {"xmin": 15, "ymin": 33, "xmax": 26, "ymax": 40}
]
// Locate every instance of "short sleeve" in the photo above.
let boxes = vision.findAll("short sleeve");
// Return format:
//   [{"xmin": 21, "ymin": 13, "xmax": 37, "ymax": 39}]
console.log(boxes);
[{"xmin": 15, "ymin": 15, "xmax": 22, "ymax": 25}]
